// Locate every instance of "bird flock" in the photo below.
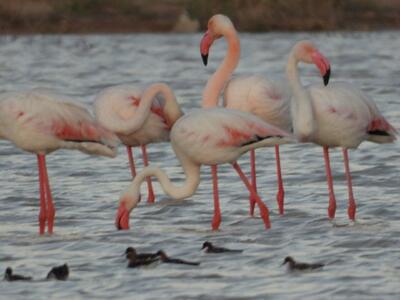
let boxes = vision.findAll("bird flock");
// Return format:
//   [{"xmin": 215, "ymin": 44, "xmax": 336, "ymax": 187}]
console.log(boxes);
[{"xmin": 0, "ymin": 14, "xmax": 396, "ymax": 238}]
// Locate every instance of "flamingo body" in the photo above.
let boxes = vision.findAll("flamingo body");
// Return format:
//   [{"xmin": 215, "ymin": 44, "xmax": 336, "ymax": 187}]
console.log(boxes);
[
  {"xmin": 301, "ymin": 83, "xmax": 396, "ymax": 148},
  {"xmin": 224, "ymin": 75, "xmax": 291, "ymax": 132},
  {"xmin": 94, "ymin": 85, "xmax": 170, "ymax": 146},
  {"xmin": 171, "ymin": 108, "xmax": 290, "ymax": 165},
  {"xmin": 0, "ymin": 89, "xmax": 118, "ymax": 156}
]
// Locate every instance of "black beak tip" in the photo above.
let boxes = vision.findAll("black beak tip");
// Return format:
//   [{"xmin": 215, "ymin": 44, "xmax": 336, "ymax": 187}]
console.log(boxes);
[
  {"xmin": 323, "ymin": 68, "xmax": 331, "ymax": 86},
  {"xmin": 201, "ymin": 54, "xmax": 208, "ymax": 66}
]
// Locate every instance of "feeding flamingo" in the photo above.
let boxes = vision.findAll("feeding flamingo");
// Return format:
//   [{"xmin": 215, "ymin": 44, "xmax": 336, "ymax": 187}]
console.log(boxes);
[
  {"xmin": 0, "ymin": 88, "xmax": 119, "ymax": 234},
  {"xmin": 94, "ymin": 83, "xmax": 183, "ymax": 203},
  {"xmin": 200, "ymin": 14, "xmax": 292, "ymax": 216},
  {"xmin": 115, "ymin": 104, "xmax": 293, "ymax": 231},
  {"xmin": 287, "ymin": 40, "xmax": 396, "ymax": 220}
]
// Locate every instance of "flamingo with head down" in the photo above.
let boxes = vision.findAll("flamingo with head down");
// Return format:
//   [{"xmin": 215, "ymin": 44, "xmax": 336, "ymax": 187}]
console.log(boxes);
[
  {"xmin": 94, "ymin": 83, "xmax": 183, "ymax": 203},
  {"xmin": 0, "ymin": 89, "xmax": 119, "ymax": 234},
  {"xmin": 287, "ymin": 40, "xmax": 396, "ymax": 220},
  {"xmin": 199, "ymin": 15, "xmax": 329, "ymax": 216},
  {"xmin": 115, "ymin": 104, "xmax": 294, "ymax": 231}
]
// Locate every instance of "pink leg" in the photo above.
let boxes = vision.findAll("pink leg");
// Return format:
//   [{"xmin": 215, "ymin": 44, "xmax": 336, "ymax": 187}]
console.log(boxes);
[
  {"xmin": 211, "ymin": 165, "xmax": 221, "ymax": 230},
  {"xmin": 232, "ymin": 161, "xmax": 271, "ymax": 229},
  {"xmin": 249, "ymin": 149, "xmax": 257, "ymax": 216},
  {"xmin": 126, "ymin": 146, "xmax": 136, "ymax": 178},
  {"xmin": 141, "ymin": 145, "xmax": 155, "ymax": 203},
  {"xmin": 342, "ymin": 148, "xmax": 356, "ymax": 220},
  {"xmin": 323, "ymin": 146, "xmax": 336, "ymax": 219},
  {"xmin": 275, "ymin": 145, "xmax": 285, "ymax": 215},
  {"xmin": 37, "ymin": 155, "xmax": 47, "ymax": 235},
  {"xmin": 40, "ymin": 155, "xmax": 55, "ymax": 234}
]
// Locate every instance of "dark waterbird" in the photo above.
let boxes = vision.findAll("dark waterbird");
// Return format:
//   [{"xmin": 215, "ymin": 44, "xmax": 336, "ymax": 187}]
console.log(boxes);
[
  {"xmin": 4, "ymin": 267, "xmax": 32, "ymax": 281},
  {"xmin": 125, "ymin": 247, "xmax": 160, "ymax": 260},
  {"xmin": 282, "ymin": 256, "xmax": 324, "ymax": 271},
  {"xmin": 46, "ymin": 264, "xmax": 69, "ymax": 280},
  {"xmin": 126, "ymin": 250, "xmax": 160, "ymax": 268},
  {"xmin": 202, "ymin": 241, "xmax": 243, "ymax": 253},
  {"xmin": 157, "ymin": 250, "xmax": 200, "ymax": 266}
]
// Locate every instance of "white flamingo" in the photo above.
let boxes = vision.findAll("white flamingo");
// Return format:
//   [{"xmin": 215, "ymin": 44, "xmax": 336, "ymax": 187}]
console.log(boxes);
[
  {"xmin": 0, "ymin": 89, "xmax": 119, "ymax": 234},
  {"xmin": 94, "ymin": 83, "xmax": 183, "ymax": 203},
  {"xmin": 115, "ymin": 103, "xmax": 293, "ymax": 231},
  {"xmin": 287, "ymin": 40, "xmax": 397, "ymax": 220}
]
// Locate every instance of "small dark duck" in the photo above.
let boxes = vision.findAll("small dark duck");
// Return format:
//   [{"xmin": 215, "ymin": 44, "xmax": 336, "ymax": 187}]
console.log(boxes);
[
  {"xmin": 46, "ymin": 264, "xmax": 69, "ymax": 280},
  {"xmin": 201, "ymin": 241, "xmax": 243, "ymax": 253},
  {"xmin": 4, "ymin": 267, "xmax": 32, "ymax": 281},
  {"xmin": 126, "ymin": 250, "xmax": 159, "ymax": 268},
  {"xmin": 282, "ymin": 256, "xmax": 324, "ymax": 271},
  {"xmin": 125, "ymin": 247, "xmax": 160, "ymax": 260},
  {"xmin": 157, "ymin": 250, "xmax": 200, "ymax": 266}
]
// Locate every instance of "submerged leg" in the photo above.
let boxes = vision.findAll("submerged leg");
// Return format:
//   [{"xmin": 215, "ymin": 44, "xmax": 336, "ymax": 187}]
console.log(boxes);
[
  {"xmin": 249, "ymin": 149, "xmax": 257, "ymax": 216},
  {"xmin": 342, "ymin": 148, "xmax": 356, "ymax": 220},
  {"xmin": 141, "ymin": 145, "xmax": 155, "ymax": 203},
  {"xmin": 232, "ymin": 161, "xmax": 271, "ymax": 229},
  {"xmin": 126, "ymin": 146, "xmax": 136, "ymax": 178},
  {"xmin": 211, "ymin": 165, "xmax": 221, "ymax": 231},
  {"xmin": 37, "ymin": 154, "xmax": 47, "ymax": 235},
  {"xmin": 323, "ymin": 146, "xmax": 336, "ymax": 219},
  {"xmin": 275, "ymin": 145, "xmax": 285, "ymax": 215}
]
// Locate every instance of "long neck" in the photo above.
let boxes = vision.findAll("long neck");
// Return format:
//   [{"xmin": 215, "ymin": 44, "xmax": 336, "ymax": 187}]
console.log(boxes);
[
  {"xmin": 158, "ymin": 84, "xmax": 183, "ymax": 128},
  {"xmin": 286, "ymin": 51, "xmax": 316, "ymax": 141},
  {"xmin": 202, "ymin": 30, "xmax": 240, "ymax": 108},
  {"xmin": 109, "ymin": 83, "xmax": 181, "ymax": 135},
  {"xmin": 123, "ymin": 147, "xmax": 201, "ymax": 208}
]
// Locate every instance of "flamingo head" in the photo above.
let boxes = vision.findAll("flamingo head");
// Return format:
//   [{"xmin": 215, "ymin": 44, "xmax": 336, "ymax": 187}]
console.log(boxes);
[
  {"xmin": 200, "ymin": 14, "xmax": 235, "ymax": 66},
  {"xmin": 294, "ymin": 40, "xmax": 331, "ymax": 86},
  {"xmin": 115, "ymin": 194, "xmax": 141, "ymax": 230}
]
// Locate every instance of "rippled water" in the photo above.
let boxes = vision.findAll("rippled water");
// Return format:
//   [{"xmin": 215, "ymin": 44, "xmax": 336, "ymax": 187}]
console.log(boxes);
[{"xmin": 0, "ymin": 32, "xmax": 399, "ymax": 299}]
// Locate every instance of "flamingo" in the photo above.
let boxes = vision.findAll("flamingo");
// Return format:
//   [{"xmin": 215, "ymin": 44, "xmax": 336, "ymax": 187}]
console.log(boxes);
[
  {"xmin": 0, "ymin": 88, "xmax": 119, "ymax": 234},
  {"xmin": 115, "ymin": 106, "xmax": 293, "ymax": 231},
  {"xmin": 94, "ymin": 83, "xmax": 183, "ymax": 203},
  {"xmin": 200, "ymin": 14, "xmax": 292, "ymax": 216},
  {"xmin": 287, "ymin": 40, "xmax": 396, "ymax": 220}
]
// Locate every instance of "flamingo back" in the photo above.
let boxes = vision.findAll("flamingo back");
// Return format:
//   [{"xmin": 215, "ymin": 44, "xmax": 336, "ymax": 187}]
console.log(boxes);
[
  {"xmin": 0, "ymin": 89, "xmax": 119, "ymax": 156},
  {"xmin": 308, "ymin": 82, "xmax": 396, "ymax": 148},
  {"xmin": 170, "ymin": 107, "xmax": 291, "ymax": 165},
  {"xmin": 223, "ymin": 75, "xmax": 291, "ymax": 131}
]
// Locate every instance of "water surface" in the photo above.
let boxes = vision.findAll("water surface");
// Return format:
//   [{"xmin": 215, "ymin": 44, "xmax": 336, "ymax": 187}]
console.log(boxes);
[{"xmin": 0, "ymin": 32, "xmax": 399, "ymax": 299}]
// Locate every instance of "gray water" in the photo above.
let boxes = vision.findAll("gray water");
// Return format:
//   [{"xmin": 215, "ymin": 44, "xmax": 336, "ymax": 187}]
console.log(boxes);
[{"xmin": 0, "ymin": 32, "xmax": 399, "ymax": 299}]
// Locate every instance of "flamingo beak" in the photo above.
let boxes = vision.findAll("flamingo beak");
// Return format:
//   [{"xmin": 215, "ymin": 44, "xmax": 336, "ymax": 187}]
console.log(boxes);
[
  {"xmin": 115, "ymin": 202, "xmax": 130, "ymax": 230},
  {"xmin": 200, "ymin": 30, "xmax": 213, "ymax": 66},
  {"xmin": 311, "ymin": 50, "xmax": 331, "ymax": 86}
]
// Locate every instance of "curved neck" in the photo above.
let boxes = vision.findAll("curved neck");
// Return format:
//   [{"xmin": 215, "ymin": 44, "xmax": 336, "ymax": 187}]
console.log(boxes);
[
  {"xmin": 202, "ymin": 30, "xmax": 240, "ymax": 108},
  {"xmin": 113, "ymin": 83, "xmax": 182, "ymax": 135},
  {"xmin": 286, "ymin": 50, "xmax": 316, "ymax": 141},
  {"xmin": 122, "ymin": 147, "xmax": 201, "ymax": 210}
]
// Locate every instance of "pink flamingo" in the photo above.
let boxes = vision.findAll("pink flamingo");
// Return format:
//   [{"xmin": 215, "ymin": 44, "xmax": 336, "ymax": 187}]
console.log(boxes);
[
  {"xmin": 115, "ymin": 105, "xmax": 293, "ymax": 231},
  {"xmin": 0, "ymin": 89, "xmax": 119, "ymax": 234},
  {"xmin": 200, "ymin": 14, "xmax": 292, "ymax": 216},
  {"xmin": 200, "ymin": 15, "xmax": 291, "ymax": 215},
  {"xmin": 287, "ymin": 40, "xmax": 396, "ymax": 220},
  {"xmin": 94, "ymin": 83, "xmax": 183, "ymax": 203}
]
